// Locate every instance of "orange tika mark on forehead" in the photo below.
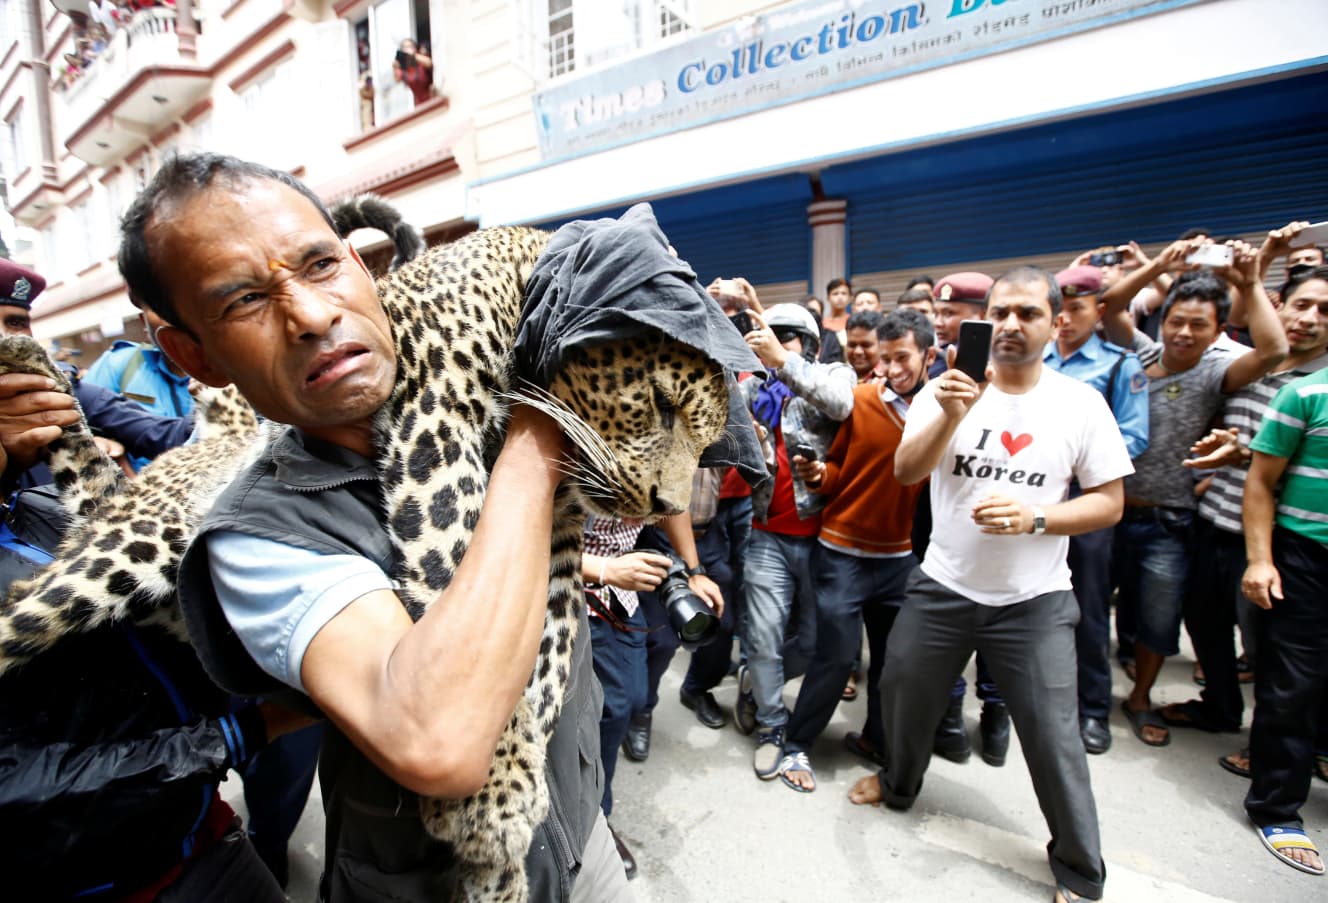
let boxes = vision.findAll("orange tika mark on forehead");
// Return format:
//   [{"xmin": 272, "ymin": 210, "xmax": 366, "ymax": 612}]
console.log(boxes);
[{"xmin": 268, "ymin": 259, "xmax": 289, "ymax": 272}]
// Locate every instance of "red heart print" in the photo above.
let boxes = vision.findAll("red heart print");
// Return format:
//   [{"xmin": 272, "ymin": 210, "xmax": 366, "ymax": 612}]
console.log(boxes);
[{"xmin": 1001, "ymin": 431, "xmax": 1033, "ymax": 456}]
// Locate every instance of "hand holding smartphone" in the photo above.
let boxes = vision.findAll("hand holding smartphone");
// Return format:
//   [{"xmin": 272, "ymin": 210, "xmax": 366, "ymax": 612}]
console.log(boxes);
[{"xmin": 1186, "ymin": 243, "xmax": 1234, "ymax": 268}]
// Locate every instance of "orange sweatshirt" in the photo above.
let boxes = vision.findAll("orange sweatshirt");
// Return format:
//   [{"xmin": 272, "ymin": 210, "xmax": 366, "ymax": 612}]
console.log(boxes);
[{"xmin": 816, "ymin": 383, "xmax": 927, "ymax": 556}]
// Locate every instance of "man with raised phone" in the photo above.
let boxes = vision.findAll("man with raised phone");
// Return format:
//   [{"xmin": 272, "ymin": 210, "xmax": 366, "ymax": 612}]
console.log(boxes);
[{"xmin": 848, "ymin": 266, "xmax": 1133, "ymax": 903}]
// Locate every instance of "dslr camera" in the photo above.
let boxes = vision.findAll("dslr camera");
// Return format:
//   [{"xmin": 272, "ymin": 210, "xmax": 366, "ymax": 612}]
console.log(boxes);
[{"xmin": 657, "ymin": 557, "xmax": 720, "ymax": 651}]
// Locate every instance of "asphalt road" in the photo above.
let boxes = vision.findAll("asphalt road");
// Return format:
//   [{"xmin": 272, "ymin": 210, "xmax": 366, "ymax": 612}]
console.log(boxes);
[{"xmin": 228, "ymin": 637, "xmax": 1326, "ymax": 902}]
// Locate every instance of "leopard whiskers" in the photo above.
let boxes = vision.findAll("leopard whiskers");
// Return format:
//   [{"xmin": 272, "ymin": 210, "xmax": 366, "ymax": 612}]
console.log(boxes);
[{"xmin": 503, "ymin": 383, "xmax": 619, "ymax": 478}]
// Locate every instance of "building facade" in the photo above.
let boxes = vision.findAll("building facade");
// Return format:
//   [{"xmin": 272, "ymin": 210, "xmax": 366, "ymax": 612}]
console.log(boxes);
[{"xmin": 3, "ymin": 0, "xmax": 1325, "ymax": 353}]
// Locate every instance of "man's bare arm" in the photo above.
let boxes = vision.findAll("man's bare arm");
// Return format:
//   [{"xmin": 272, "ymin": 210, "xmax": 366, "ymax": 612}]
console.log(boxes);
[
  {"xmin": 300, "ymin": 407, "xmax": 566, "ymax": 798},
  {"xmin": 1241, "ymin": 451, "xmax": 1289, "ymax": 610}
]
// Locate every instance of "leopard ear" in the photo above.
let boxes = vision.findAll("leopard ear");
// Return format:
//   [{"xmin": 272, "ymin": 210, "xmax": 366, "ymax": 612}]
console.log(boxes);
[{"xmin": 156, "ymin": 325, "xmax": 231, "ymax": 388}]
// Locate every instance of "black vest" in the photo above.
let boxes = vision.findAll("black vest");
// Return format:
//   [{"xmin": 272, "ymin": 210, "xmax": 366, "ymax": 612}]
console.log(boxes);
[{"xmin": 178, "ymin": 427, "xmax": 604, "ymax": 902}]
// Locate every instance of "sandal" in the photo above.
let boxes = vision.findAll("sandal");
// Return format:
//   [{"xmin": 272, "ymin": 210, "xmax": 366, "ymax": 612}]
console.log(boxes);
[
  {"xmin": 1218, "ymin": 747, "xmax": 1251, "ymax": 779},
  {"xmin": 842, "ymin": 674, "xmax": 859, "ymax": 702},
  {"xmin": 1158, "ymin": 699, "xmax": 1239, "ymax": 733},
  {"xmin": 1253, "ymin": 822, "xmax": 1326, "ymax": 876},
  {"xmin": 1121, "ymin": 701, "xmax": 1170, "ymax": 747},
  {"xmin": 777, "ymin": 751, "xmax": 816, "ymax": 793},
  {"xmin": 844, "ymin": 730, "xmax": 886, "ymax": 768}
]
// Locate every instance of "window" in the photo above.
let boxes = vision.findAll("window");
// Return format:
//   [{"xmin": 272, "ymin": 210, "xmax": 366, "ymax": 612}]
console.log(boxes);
[
  {"xmin": 104, "ymin": 174, "xmax": 126, "ymax": 255},
  {"xmin": 2, "ymin": 107, "xmax": 25, "ymax": 181},
  {"xmin": 525, "ymin": 1, "xmax": 693, "ymax": 81},
  {"xmin": 351, "ymin": 0, "xmax": 434, "ymax": 132}
]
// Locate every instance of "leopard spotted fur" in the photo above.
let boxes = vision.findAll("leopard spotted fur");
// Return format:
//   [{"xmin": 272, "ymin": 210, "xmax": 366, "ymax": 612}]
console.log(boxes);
[{"xmin": 0, "ymin": 223, "xmax": 730, "ymax": 902}]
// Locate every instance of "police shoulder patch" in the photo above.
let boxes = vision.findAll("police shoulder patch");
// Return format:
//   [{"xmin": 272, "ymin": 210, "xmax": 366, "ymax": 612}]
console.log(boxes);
[{"xmin": 1129, "ymin": 370, "xmax": 1147, "ymax": 394}]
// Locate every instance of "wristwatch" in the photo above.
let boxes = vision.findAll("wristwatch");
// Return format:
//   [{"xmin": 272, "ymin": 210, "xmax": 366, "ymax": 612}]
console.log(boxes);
[
  {"xmin": 1030, "ymin": 507, "xmax": 1047, "ymax": 535},
  {"xmin": 683, "ymin": 562, "xmax": 707, "ymax": 578}
]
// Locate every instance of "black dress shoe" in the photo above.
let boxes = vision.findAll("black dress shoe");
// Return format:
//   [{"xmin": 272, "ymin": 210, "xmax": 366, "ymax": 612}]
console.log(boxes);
[
  {"xmin": 622, "ymin": 712, "xmax": 651, "ymax": 762},
  {"xmin": 680, "ymin": 689, "xmax": 727, "ymax": 729},
  {"xmin": 1080, "ymin": 715, "xmax": 1112, "ymax": 755},
  {"xmin": 979, "ymin": 702, "xmax": 1010, "ymax": 767},
  {"xmin": 608, "ymin": 823, "xmax": 637, "ymax": 880},
  {"xmin": 933, "ymin": 696, "xmax": 972, "ymax": 763}
]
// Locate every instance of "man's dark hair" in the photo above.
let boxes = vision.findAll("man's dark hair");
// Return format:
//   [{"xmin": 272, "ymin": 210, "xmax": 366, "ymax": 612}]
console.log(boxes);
[
  {"xmin": 1278, "ymin": 264, "xmax": 1328, "ymax": 305},
  {"xmin": 826, "ymin": 277, "xmax": 850, "ymax": 295},
  {"xmin": 846, "ymin": 310, "xmax": 884, "ymax": 334},
  {"xmin": 853, "ymin": 287, "xmax": 880, "ymax": 303},
  {"xmin": 897, "ymin": 287, "xmax": 934, "ymax": 307},
  {"xmin": 879, "ymin": 307, "xmax": 934, "ymax": 351},
  {"xmin": 905, "ymin": 275, "xmax": 935, "ymax": 290},
  {"xmin": 1160, "ymin": 270, "xmax": 1231, "ymax": 324},
  {"xmin": 118, "ymin": 152, "xmax": 337, "ymax": 331},
  {"xmin": 1179, "ymin": 226, "xmax": 1213, "ymax": 241},
  {"xmin": 988, "ymin": 265, "xmax": 1063, "ymax": 316}
]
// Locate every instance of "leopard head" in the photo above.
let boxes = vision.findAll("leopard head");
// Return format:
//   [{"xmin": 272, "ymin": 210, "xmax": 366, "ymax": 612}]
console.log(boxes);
[{"xmin": 536, "ymin": 330, "xmax": 729, "ymax": 521}]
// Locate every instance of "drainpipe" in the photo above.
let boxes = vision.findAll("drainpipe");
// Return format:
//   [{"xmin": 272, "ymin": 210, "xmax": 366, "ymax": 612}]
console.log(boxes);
[{"xmin": 26, "ymin": 0, "xmax": 57, "ymax": 182}]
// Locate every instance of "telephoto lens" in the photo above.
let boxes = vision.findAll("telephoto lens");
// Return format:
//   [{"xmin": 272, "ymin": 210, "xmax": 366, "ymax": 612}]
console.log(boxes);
[{"xmin": 658, "ymin": 558, "xmax": 719, "ymax": 651}]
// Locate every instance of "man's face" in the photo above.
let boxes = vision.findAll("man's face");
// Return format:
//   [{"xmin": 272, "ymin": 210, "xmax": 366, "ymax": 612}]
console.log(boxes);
[
  {"xmin": 1054, "ymin": 295, "xmax": 1101, "ymax": 349},
  {"xmin": 844, "ymin": 326, "xmax": 881, "ymax": 378},
  {"xmin": 934, "ymin": 300, "xmax": 983, "ymax": 346},
  {"xmin": 827, "ymin": 284, "xmax": 851, "ymax": 312},
  {"xmin": 900, "ymin": 298, "xmax": 936, "ymax": 323},
  {"xmin": 0, "ymin": 304, "xmax": 32, "ymax": 337},
  {"xmin": 1289, "ymin": 247, "xmax": 1325, "ymax": 268},
  {"xmin": 1160, "ymin": 298, "xmax": 1221, "ymax": 368},
  {"xmin": 852, "ymin": 291, "xmax": 880, "ymax": 313},
  {"xmin": 1278, "ymin": 277, "xmax": 1328, "ymax": 356},
  {"xmin": 881, "ymin": 334, "xmax": 932, "ymax": 396},
  {"xmin": 987, "ymin": 281, "xmax": 1054, "ymax": 366},
  {"xmin": 149, "ymin": 181, "xmax": 396, "ymax": 440}
]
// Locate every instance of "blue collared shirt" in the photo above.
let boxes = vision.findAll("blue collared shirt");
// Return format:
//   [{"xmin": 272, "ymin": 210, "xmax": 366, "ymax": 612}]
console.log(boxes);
[
  {"xmin": 1043, "ymin": 333, "xmax": 1149, "ymax": 458},
  {"xmin": 85, "ymin": 341, "xmax": 194, "ymax": 470}
]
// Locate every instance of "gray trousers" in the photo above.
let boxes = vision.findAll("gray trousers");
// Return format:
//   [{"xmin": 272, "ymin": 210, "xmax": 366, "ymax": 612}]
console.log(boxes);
[
  {"xmin": 877, "ymin": 569, "xmax": 1106, "ymax": 900},
  {"xmin": 570, "ymin": 812, "xmax": 636, "ymax": 903}
]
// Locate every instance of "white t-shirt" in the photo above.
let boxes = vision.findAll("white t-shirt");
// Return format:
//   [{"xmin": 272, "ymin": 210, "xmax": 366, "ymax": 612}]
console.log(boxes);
[{"xmin": 906, "ymin": 367, "xmax": 1134, "ymax": 606}]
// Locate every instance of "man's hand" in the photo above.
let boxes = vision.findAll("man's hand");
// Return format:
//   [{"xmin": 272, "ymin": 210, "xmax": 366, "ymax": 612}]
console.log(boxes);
[
  {"xmin": 791, "ymin": 455, "xmax": 824, "ymax": 486},
  {"xmin": 0, "ymin": 372, "xmax": 81, "ymax": 474},
  {"xmin": 1241, "ymin": 560, "xmax": 1282, "ymax": 610},
  {"xmin": 1118, "ymin": 241, "xmax": 1152, "ymax": 269},
  {"xmin": 600, "ymin": 551, "xmax": 672, "ymax": 592},
  {"xmin": 1212, "ymin": 240, "xmax": 1258, "ymax": 288},
  {"xmin": 688, "ymin": 573, "xmax": 724, "ymax": 617},
  {"xmin": 1183, "ymin": 428, "xmax": 1248, "ymax": 470},
  {"xmin": 935, "ymin": 348, "xmax": 986, "ymax": 419},
  {"xmin": 1256, "ymin": 220, "xmax": 1310, "ymax": 278},
  {"xmin": 972, "ymin": 494, "xmax": 1034, "ymax": 535},
  {"xmin": 745, "ymin": 309, "xmax": 789, "ymax": 370}
]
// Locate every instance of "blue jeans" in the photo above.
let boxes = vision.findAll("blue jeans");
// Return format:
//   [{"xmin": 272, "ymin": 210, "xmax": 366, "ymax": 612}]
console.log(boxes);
[
  {"xmin": 742, "ymin": 529, "xmax": 816, "ymax": 729},
  {"xmin": 1114, "ymin": 508, "xmax": 1194, "ymax": 657},
  {"xmin": 589, "ymin": 603, "xmax": 648, "ymax": 816}
]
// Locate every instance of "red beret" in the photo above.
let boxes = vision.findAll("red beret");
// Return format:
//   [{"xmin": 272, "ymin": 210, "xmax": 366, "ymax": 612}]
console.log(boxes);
[
  {"xmin": 1056, "ymin": 265, "xmax": 1103, "ymax": 298},
  {"xmin": 934, "ymin": 272, "xmax": 993, "ymax": 306},
  {"xmin": 0, "ymin": 259, "xmax": 45, "ymax": 310}
]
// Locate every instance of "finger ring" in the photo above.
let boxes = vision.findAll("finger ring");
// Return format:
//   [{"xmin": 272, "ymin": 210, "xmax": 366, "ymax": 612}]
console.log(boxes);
[{"xmin": 1001, "ymin": 517, "xmax": 1010, "ymax": 528}]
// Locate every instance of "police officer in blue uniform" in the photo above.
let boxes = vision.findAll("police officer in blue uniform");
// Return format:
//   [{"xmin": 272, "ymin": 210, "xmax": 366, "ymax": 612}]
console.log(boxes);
[
  {"xmin": 1045, "ymin": 265, "xmax": 1149, "ymax": 754},
  {"xmin": 0, "ymin": 259, "xmax": 193, "ymax": 487}
]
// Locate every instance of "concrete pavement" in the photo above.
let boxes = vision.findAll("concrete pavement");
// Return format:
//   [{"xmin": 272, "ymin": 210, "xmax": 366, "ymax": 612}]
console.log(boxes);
[{"xmin": 229, "ymin": 641, "xmax": 1326, "ymax": 902}]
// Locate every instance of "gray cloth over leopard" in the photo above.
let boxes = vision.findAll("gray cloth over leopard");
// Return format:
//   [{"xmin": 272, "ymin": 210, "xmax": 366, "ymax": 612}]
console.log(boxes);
[{"xmin": 516, "ymin": 202, "xmax": 770, "ymax": 491}]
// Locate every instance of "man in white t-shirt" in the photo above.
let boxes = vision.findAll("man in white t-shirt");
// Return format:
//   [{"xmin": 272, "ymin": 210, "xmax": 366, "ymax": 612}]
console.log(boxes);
[{"xmin": 848, "ymin": 267, "xmax": 1133, "ymax": 903}]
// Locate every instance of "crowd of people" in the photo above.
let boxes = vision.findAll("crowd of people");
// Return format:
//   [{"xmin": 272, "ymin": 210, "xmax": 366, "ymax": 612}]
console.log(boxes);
[{"xmin": 0, "ymin": 148, "xmax": 1323, "ymax": 902}]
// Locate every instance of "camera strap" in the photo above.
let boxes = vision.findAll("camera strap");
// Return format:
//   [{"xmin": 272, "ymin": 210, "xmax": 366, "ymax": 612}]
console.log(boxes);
[{"xmin": 583, "ymin": 588, "xmax": 652, "ymax": 635}]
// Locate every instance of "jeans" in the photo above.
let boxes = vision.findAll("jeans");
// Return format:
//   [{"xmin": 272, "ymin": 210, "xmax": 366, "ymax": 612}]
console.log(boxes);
[
  {"xmin": 1246, "ymin": 528, "xmax": 1328, "ymax": 829},
  {"xmin": 742, "ymin": 529, "xmax": 817, "ymax": 729},
  {"xmin": 632, "ymin": 527, "xmax": 679, "ymax": 714},
  {"xmin": 786, "ymin": 546, "xmax": 914, "ymax": 755},
  {"xmin": 242, "ymin": 722, "xmax": 324, "ymax": 887},
  {"xmin": 1114, "ymin": 507, "xmax": 1194, "ymax": 657},
  {"xmin": 589, "ymin": 604, "xmax": 648, "ymax": 816},
  {"xmin": 683, "ymin": 496, "xmax": 753, "ymax": 695},
  {"xmin": 877, "ymin": 570, "xmax": 1104, "ymax": 900}
]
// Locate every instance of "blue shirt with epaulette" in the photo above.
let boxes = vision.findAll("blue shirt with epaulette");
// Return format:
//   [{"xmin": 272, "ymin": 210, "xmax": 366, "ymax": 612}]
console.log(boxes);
[
  {"xmin": 1043, "ymin": 333, "xmax": 1149, "ymax": 458},
  {"xmin": 84, "ymin": 341, "xmax": 193, "ymax": 471}
]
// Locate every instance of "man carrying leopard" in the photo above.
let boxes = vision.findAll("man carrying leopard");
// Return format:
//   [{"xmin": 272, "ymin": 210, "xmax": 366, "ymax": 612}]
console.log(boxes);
[{"xmin": 91, "ymin": 154, "xmax": 753, "ymax": 902}]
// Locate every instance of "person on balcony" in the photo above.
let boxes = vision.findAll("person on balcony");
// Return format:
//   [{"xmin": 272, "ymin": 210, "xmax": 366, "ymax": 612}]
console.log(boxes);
[{"xmin": 392, "ymin": 38, "xmax": 434, "ymax": 107}]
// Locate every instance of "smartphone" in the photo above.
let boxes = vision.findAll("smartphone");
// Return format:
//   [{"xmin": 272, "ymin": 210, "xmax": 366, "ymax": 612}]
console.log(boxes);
[
  {"xmin": 395, "ymin": 49, "xmax": 413, "ymax": 68},
  {"xmin": 953, "ymin": 319, "xmax": 993, "ymax": 383},
  {"xmin": 1294, "ymin": 221, "xmax": 1328, "ymax": 247},
  {"xmin": 1089, "ymin": 250, "xmax": 1122, "ymax": 267},
  {"xmin": 717, "ymin": 278, "xmax": 741, "ymax": 299},
  {"xmin": 790, "ymin": 443, "xmax": 817, "ymax": 462},
  {"xmin": 1186, "ymin": 244, "xmax": 1233, "ymax": 267},
  {"xmin": 729, "ymin": 311, "xmax": 754, "ymax": 336}
]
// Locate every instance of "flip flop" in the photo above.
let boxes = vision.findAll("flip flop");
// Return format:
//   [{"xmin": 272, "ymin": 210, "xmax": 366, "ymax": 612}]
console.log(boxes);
[
  {"xmin": 1218, "ymin": 747, "xmax": 1251, "ymax": 779},
  {"xmin": 1158, "ymin": 699, "xmax": 1239, "ymax": 733},
  {"xmin": 844, "ymin": 731, "xmax": 886, "ymax": 768},
  {"xmin": 1121, "ymin": 700, "xmax": 1170, "ymax": 747},
  {"xmin": 1253, "ymin": 822, "xmax": 1326, "ymax": 876},
  {"xmin": 842, "ymin": 678, "xmax": 859, "ymax": 702},
  {"xmin": 777, "ymin": 751, "xmax": 816, "ymax": 794}
]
